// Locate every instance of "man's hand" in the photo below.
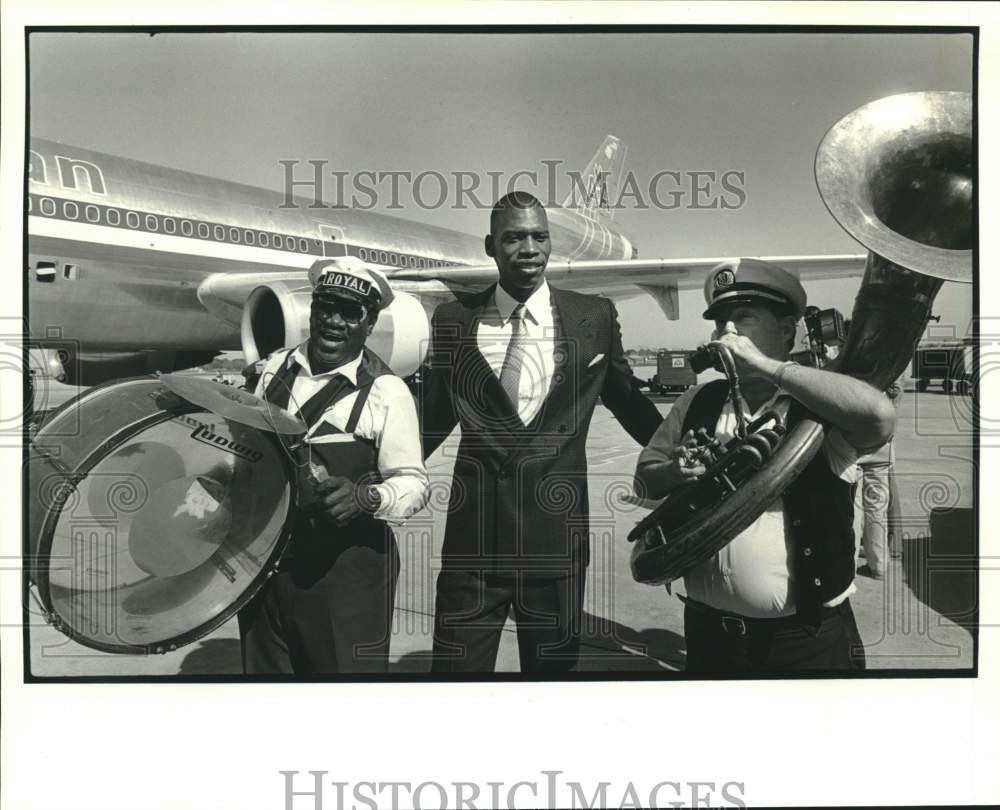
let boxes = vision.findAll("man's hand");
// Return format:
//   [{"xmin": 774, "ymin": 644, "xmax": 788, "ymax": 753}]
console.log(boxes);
[
  {"xmin": 635, "ymin": 429, "xmax": 707, "ymax": 500},
  {"xmin": 708, "ymin": 320, "xmax": 782, "ymax": 379},
  {"xmin": 311, "ymin": 476, "xmax": 381, "ymax": 527}
]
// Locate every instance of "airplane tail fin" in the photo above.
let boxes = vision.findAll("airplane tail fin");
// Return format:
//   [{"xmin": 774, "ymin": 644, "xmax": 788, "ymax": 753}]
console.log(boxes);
[{"xmin": 561, "ymin": 135, "xmax": 628, "ymax": 221}]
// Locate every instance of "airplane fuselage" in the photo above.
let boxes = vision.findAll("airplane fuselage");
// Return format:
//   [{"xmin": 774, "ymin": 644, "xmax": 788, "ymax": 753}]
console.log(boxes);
[{"xmin": 27, "ymin": 138, "xmax": 634, "ymax": 353}]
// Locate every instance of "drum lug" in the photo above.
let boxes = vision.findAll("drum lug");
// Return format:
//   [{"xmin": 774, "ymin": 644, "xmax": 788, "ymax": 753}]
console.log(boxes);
[{"xmin": 28, "ymin": 584, "xmax": 62, "ymax": 629}]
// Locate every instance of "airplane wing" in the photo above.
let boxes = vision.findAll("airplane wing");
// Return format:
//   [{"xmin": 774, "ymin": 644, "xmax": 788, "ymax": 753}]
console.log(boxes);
[
  {"xmin": 196, "ymin": 255, "xmax": 867, "ymax": 327},
  {"xmin": 390, "ymin": 254, "xmax": 867, "ymax": 319}
]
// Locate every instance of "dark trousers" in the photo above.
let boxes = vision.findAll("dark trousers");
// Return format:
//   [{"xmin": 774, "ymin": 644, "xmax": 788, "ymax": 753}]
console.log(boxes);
[
  {"xmin": 238, "ymin": 523, "xmax": 399, "ymax": 675},
  {"xmin": 683, "ymin": 599, "xmax": 866, "ymax": 675},
  {"xmin": 431, "ymin": 568, "xmax": 585, "ymax": 674}
]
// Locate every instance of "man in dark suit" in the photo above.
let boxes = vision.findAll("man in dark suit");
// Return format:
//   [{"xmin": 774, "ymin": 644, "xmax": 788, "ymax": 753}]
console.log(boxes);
[{"xmin": 420, "ymin": 191, "xmax": 662, "ymax": 673}]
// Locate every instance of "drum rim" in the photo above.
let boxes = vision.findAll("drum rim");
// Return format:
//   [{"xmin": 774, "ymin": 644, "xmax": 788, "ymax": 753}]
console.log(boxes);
[
  {"xmin": 29, "ymin": 374, "xmax": 162, "ymax": 433},
  {"xmin": 27, "ymin": 376, "xmax": 299, "ymax": 655}
]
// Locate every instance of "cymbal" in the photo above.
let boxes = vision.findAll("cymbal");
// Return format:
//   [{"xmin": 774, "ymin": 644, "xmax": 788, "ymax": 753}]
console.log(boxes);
[{"xmin": 158, "ymin": 373, "xmax": 306, "ymax": 435}]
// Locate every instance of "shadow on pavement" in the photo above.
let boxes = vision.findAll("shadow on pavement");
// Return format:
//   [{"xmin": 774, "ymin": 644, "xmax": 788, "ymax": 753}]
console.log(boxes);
[
  {"xmin": 389, "ymin": 612, "xmax": 686, "ymax": 674},
  {"xmin": 903, "ymin": 506, "xmax": 976, "ymax": 637},
  {"xmin": 577, "ymin": 613, "xmax": 685, "ymax": 672},
  {"xmin": 178, "ymin": 638, "xmax": 242, "ymax": 675}
]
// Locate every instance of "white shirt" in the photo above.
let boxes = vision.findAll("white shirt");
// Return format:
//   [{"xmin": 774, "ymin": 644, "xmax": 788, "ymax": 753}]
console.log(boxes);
[
  {"xmin": 636, "ymin": 382, "xmax": 861, "ymax": 618},
  {"xmin": 255, "ymin": 343, "xmax": 429, "ymax": 526},
  {"xmin": 475, "ymin": 281, "xmax": 559, "ymax": 424}
]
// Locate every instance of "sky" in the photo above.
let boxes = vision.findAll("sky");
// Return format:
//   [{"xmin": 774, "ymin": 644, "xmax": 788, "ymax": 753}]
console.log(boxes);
[{"xmin": 27, "ymin": 31, "xmax": 974, "ymax": 349}]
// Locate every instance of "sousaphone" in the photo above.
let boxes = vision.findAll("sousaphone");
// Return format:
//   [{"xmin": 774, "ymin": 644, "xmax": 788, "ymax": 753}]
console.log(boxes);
[{"xmin": 629, "ymin": 91, "xmax": 973, "ymax": 585}]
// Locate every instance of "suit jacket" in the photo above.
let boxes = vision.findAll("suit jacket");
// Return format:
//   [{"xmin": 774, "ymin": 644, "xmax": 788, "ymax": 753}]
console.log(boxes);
[{"xmin": 420, "ymin": 284, "xmax": 662, "ymax": 577}]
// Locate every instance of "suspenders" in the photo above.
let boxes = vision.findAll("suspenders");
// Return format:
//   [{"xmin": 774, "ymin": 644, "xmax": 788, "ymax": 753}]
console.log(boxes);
[{"xmin": 263, "ymin": 350, "xmax": 373, "ymax": 436}]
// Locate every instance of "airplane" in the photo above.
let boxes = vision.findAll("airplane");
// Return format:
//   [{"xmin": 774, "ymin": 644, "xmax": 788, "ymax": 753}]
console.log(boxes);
[{"xmin": 26, "ymin": 135, "xmax": 866, "ymax": 387}]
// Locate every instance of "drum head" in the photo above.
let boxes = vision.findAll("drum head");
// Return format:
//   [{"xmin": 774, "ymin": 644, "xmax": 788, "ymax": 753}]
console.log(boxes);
[{"xmin": 26, "ymin": 377, "xmax": 297, "ymax": 654}]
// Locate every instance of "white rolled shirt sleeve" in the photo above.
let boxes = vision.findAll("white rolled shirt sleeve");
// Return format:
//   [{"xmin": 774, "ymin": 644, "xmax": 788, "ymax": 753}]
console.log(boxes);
[{"xmin": 365, "ymin": 376, "xmax": 430, "ymax": 525}]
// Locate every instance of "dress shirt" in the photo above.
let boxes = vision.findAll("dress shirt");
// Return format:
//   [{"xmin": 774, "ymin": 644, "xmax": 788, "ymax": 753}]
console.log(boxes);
[
  {"xmin": 637, "ymin": 380, "xmax": 861, "ymax": 618},
  {"xmin": 475, "ymin": 281, "xmax": 559, "ymax": 424},
  {"xmin": 255, "ymin": 343, "xmax": 429, "ymax": 526}
]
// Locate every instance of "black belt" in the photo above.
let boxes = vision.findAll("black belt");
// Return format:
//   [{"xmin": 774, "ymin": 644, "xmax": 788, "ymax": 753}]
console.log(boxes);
[{"xmin": 681, "ymin": 595, "xmax": 846, "ymax": 636}]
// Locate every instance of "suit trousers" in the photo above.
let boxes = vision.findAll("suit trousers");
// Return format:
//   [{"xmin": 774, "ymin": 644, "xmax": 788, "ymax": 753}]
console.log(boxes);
[
  {"xmin": 431, "ymin": 567, "xmax": 586, "ymax": 674},
  {"xmin": 238, "ymin": 520, "xmax": 400, "ymax": 675},
  {"xmin": 683, "ymin": 599, "xmax": 866, "ymax": 675}
]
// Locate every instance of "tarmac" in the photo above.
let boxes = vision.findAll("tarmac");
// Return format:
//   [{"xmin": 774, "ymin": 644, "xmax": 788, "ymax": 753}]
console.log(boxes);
[{"xmin": 24, "ymin": 381, "xmax": 976, "ymax": 677}]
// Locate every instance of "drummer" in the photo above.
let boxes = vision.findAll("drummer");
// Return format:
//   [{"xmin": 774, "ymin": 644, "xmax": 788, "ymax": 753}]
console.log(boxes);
[{"xmin": 238, "ymin": 256, "xmax": 429, "ymax": 674}]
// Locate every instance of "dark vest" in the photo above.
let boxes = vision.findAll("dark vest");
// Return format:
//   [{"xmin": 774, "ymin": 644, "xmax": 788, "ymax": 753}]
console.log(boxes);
[
  {"xmin": 682, "ymin": 380, "xmax": 856, "ymax": 626},
  {"xmin": 264, "ymin": 347, "xmax": 392, "ymax": 550}
]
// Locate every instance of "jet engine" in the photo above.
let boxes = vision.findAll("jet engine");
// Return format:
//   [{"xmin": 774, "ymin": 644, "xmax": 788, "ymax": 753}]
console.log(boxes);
[{"xmin": 240, "ymin": 282, "xmax": 432, "ymax": 377}]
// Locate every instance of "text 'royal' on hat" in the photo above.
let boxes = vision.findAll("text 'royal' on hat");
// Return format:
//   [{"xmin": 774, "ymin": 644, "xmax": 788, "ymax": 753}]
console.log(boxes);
[
  {"xmin": 307, "ymin": 256, "xmax": 395, "ymax": 310},
  {"xmin": 702, "ymin": 258, "xmax": 807, "ymax": 320}
]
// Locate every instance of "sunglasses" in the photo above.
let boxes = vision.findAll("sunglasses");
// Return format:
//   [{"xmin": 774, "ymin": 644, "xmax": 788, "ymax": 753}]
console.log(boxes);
[{"xmin": 313, "ymin": 298, "xmax": 368, "ymax": 325}]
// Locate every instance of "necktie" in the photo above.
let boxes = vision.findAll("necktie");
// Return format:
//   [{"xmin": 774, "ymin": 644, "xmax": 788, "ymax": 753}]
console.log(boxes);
[{"xmin": 498, "ymin": 304, "xmax": 527, "ymax": 417}]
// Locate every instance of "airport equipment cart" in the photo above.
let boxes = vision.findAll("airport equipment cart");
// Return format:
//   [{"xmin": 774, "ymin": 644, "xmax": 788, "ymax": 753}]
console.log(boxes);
[
  {"xmin": 649, "ymin": 349, "xmax": 697, "ymax": 394},
  {"xmin": 911, "ymin": 340, "xmax": 974, "ymax": 395}
]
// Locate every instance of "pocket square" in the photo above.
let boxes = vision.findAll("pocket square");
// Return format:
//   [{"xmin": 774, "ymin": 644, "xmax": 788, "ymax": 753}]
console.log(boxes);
[{"xmin": 587, "ymin": 353, "xmax": 606, "ymax": 368}]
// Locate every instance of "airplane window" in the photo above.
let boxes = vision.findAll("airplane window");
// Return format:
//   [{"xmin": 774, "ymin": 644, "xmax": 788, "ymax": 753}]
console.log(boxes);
[
  {"xmin": 63, "ymin": 201, "xmax": 79, "ymax": 220},
  {"xmin": 106, "ymin": 209, "xmax": 120, "ymax": 226},
  {"xmin": 198, "ymin": 223, "xmax": 210, "ymax": 238},
  {"xmin": 259, "ymin": 233, "xmax": 269, "ymax": 247},
  {"xmin": 40, "ymin": 197, "xmax": 56, "ymax": 216},
  {"xmin": 63, "ymin": 264, "xmax": 79, "ymax": 280},
  {"xmin": 163, "ymin": 218, "xmax": 176, "ymax": 234},
  {"xmin": 181, "ymin": 220, "xmax": 194, "ymax": 236},
  {"xmin": 379, "ymin": 251, "xmax": 388, "ymax": 264},
  {"xmin": 229, "ymin": 228, "xmax": 239, "ymax": 242},
  {"xmin": 126, "ymin": 212, "xmax": 140, "ymax": 228},
  {"xmin": 389, "ymin": 254, "xmax": 398, "ymax": 266},
  {"xmin": 27, "ymin": 196, "xmax": 33, "ymax": 213},
  {"xmin": 409, "ymin": 256, "xmax": 418, "ymax": 267},
  {"xmin": 214, "ymin": 225, "xmax": 225, "ymax": 240},
  {"xmin": 298, "ymin": 238, "xmax": 308, "ymax": 252},
  {"xmin": 145, "ymin": 215, "xmax": 158, "ymax": 231},
  {"xmin": 417, "ymin": 258, "xmax": 425, "ymax": 268},
  {"xmin": 273, "ymin": 233, "xmax": 282, "ymax": 247},
  {"xmin": 244, "ymin": 230, "xmax": 254, "ymax": 243},
  {"xmin": 285, "ymin": 236, "xmax": 295, "ymax": 250},
  {"xmin": 359, "ymin": 248, "xmax": 368, "ymax": 260},
  {"xmin": 85, "ymin": 205, "xmax": 100, "ymax": 223}
]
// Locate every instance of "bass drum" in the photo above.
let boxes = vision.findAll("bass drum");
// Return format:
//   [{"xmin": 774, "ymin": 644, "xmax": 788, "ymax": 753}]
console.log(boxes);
[{"xmin": 25, "ymin": 376, "xmax": 297, "ymax": 655}]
